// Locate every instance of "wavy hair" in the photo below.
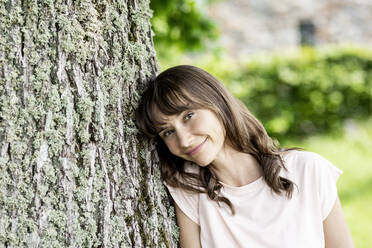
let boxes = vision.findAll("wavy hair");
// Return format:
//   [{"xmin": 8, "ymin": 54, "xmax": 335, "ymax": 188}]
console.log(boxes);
[{"xmin": 136, "ymin": 65, "xmax": 295, "ymax": 214}]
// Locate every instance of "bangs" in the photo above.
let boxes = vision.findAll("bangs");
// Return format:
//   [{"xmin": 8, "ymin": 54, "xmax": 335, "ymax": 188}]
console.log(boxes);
[{"xmin": 139, "ymin": 84, "xmax": 203, "ymax": 137}]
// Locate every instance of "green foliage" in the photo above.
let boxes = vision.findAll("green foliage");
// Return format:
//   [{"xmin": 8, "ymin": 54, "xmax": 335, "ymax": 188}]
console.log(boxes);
[
  {"xmin": 150, "ymin": 0, "xmax": 219, "ymax": 56},
  {"xmin": 226, "ymin": 46, "xmax": 372, "ymax": 139}
]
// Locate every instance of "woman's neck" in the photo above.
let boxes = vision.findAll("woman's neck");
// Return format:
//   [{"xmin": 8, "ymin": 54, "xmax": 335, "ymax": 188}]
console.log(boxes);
[{"xmin": 209, "ymin": 145, "xmax": 263, "ymax": 187}]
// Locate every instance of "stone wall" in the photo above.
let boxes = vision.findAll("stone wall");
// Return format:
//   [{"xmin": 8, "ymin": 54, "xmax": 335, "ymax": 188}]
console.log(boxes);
[{"xmin": 209, "ymin": 0, "xmax": 372, "ymax": 58}]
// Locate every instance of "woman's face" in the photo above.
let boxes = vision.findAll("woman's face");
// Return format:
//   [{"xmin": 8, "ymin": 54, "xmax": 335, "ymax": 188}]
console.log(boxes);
[{"xmin": 155, "ymin": 108, "xmax": 226, "ymax": 166}]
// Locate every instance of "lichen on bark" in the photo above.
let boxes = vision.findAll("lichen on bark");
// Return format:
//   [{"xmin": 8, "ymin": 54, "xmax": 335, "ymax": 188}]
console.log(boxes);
[{"xmin": 0, "ymin": 0, "xmax": 178, "ymax": 247}]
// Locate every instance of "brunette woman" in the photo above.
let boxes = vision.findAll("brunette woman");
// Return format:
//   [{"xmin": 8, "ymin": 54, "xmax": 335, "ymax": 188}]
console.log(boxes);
[{"xmin": 136, "ymin": 65, "xmax": 353, "ymax": 248}]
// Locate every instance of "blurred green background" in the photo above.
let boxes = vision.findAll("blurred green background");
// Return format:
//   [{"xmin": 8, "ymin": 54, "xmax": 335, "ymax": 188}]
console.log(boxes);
[{"xmin": 150, "ymin": 0, "xmax": 372, "ymax": 246}]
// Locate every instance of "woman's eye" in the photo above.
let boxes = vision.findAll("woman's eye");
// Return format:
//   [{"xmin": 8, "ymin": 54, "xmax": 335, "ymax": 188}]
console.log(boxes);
[
  {"xmin": 163, "ymin": 130, "xmax": 174, "ymax": 137},
  {"xmin": 184, "ymin": 112, "xmax": 194, "ymax": 121}
]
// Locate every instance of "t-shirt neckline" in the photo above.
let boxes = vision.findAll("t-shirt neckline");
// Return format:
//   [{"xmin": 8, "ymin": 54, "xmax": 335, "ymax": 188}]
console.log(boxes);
[{"xmin": 219, "ymin": 176, "xmax": 265, "ymax": 195}]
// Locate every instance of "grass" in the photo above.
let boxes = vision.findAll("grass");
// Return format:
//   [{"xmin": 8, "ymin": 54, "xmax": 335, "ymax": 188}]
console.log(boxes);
[{"xmin": 281, "ymin": 119, "xmax": 372, "ymax": 248}]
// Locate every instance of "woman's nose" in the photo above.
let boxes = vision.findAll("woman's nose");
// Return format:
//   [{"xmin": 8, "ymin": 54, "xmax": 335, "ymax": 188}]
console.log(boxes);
[{"xmin": 177, "ymin": 129, "xmax": 192, "ymax": 148}]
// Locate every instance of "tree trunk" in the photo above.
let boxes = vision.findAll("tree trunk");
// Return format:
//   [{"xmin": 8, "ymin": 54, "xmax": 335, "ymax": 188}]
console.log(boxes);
[{"xmin": 0, "ymin": 0, "xmax": 178, "ymax": 247}]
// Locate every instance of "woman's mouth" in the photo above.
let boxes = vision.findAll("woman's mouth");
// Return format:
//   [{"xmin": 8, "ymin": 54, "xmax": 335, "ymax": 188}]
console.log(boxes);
[{"xmin": 187, "ymin": 138, "xmax": 208, "ymax": 156}]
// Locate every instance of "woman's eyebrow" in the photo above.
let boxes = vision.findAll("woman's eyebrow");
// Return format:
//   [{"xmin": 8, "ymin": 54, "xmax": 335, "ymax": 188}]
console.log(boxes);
[{"xmin": 155, "ymin": 123, "xmax": 169, "ymax": 133}]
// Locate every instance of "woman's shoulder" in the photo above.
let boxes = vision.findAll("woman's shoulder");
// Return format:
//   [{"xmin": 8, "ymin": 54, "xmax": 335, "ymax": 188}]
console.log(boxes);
[
  {"xmin": 282, "ymin": 149, "xmax": 325, "ymax": 164},
  {"xmin": 283, "ymin": 150, "xmax": 339, "ymax": 178}
]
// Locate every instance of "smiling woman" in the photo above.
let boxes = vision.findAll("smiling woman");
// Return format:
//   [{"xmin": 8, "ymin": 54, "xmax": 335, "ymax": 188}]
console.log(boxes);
[
  {"xmin": 135, "ymin": 65, "xmax": 354, "ymax": 248},
  {"xmin": 155, "ymin": 108, "xmax": 225, "ymax": 166}
]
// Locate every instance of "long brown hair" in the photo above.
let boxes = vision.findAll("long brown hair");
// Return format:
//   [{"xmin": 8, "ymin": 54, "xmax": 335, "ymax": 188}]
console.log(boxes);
[{"xmin": 136, "ymin": 65, "xmax": 295, "ymax": 214}]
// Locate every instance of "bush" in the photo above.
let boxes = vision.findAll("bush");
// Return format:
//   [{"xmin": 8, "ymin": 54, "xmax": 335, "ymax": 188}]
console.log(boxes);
[
  {"xmin": 225, "ymin": 46, "xmax": 372, "ymax": 139},
  {"xmin": 151, "ymin": 0, "xmax": 219, "ymax": 58}
]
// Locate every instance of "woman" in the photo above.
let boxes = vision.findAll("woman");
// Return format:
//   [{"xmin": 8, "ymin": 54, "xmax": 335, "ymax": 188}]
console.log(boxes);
[{"xmin": 135, "ymin": 65, "xmax": 353, "ymax": 248}]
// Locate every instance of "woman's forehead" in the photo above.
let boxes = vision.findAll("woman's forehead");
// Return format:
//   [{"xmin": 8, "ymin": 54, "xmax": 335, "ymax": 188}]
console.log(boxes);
[
  {"xmin": 151, "ymin": 105, "xmax": 179, "ymax": 126},
  {"xmin": 148, "ymin": 89, "xmax": 203, "ymax": 127},
  {"xmin": 152, "ymin": 106, "xmax": 172, "ymax": 123},
  {"xmin": 151, "ymin": 97, "xmax": 191, "ymax": 116}
]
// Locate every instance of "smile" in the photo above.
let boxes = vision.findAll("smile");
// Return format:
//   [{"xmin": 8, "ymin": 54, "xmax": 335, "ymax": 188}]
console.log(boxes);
[{"xmin": 187, "ymin": 138, "xmax": 208, "ymax": 156}]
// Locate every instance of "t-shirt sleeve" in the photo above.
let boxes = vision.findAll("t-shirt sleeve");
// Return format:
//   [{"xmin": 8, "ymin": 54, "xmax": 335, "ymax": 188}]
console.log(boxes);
[
  {"xmin": 313, "ymin": 153, "xmax": 343, "ymax": 220},
  {"xmin": 164, "ymin": 182, "xmax": 200, "ymax": 225}
]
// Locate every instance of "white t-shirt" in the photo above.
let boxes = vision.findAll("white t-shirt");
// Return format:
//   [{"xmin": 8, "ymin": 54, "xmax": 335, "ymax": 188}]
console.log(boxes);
[{"xmin": 165, "ymin": 150, "xmax": 342, "ymax": 248}]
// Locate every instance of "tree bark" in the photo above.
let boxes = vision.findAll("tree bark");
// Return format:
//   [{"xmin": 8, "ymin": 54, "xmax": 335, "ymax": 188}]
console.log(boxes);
[{"xmin": 0, "ymin": 0, "xmax": 178, "ymax": 247}]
